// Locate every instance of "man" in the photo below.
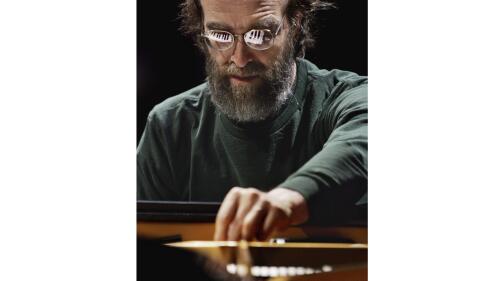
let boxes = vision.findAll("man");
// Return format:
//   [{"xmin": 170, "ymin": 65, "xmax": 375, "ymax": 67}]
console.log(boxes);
[{"xmin": 137, "ymin": 0, "xmax": 367, "ymax": 241}]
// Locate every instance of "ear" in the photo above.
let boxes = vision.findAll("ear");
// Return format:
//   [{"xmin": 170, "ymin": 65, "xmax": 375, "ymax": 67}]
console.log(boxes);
[
  {"xmin": 295, "ymin": 11, "xmax": 303, "ymax": 26},
  {"xmin": 290, "ymin": 11, "xmax": 303, "ymax": 36}
]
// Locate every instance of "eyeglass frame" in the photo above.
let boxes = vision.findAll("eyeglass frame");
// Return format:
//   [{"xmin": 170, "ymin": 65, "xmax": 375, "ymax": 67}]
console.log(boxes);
[{"xmin": 200, "ymin": 15, "xmax": 287, "ymax": 51}]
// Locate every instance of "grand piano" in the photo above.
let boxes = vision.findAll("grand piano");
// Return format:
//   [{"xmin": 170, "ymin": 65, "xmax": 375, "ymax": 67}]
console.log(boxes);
[{"xmin": 137, "ymin": 200, "xmax": 367, "ymax": 281}]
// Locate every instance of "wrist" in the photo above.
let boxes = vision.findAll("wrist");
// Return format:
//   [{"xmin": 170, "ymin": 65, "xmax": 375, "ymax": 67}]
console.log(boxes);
[{"xmin": 268, "ymin": 187, "xmax": 309, "ymax": 225}]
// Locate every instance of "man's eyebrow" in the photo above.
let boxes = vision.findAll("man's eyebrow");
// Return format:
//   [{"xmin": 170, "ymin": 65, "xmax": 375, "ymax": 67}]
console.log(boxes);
[
  {"xmin": 249, "ymin": 17, "xmax": 280, "ymax": 31},
  {"xmin": 205, "ymin": 17, "xmax": 281, "ymax": 32},
  {"xmin": 205, "ymin": 22, "xmax": 232, "ymax": 31}
]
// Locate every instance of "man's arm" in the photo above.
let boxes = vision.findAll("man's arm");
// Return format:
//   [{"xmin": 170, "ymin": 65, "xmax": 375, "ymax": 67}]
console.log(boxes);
[
  {"xmin": 280, "ymin": 83, "xmax": 368, "ymax": 224},
  {"xmin": 137, "ymin": 111, "xmax": 179, "ymax": 200},
  {"xmin": 214, "ymin": 82, "xmax": 368, "ymax": 240}
]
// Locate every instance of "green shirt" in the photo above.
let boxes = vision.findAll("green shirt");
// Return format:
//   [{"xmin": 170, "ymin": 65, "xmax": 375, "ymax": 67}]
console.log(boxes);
[{"xmin": 137, "ymin": 58, "xmax": 367, "ymax": 224}]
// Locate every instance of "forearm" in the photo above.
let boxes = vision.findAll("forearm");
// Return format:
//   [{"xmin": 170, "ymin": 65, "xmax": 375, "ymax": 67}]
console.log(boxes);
[{"xmin": 280, "ymin": 140, "xmax": 367, "ymax": 224}]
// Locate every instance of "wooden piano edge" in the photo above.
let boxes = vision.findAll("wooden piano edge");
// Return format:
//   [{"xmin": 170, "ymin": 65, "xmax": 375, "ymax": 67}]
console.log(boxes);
[{"xmin": 137, "ymin": 221, "xmax": 367, "ymax": 244}]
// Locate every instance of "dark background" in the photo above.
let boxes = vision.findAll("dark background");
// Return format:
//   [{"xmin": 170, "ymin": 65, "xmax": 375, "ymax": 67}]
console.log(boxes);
[{"xmin": 137, "ymin": 0, "xmax": 367, "ymax": 143}]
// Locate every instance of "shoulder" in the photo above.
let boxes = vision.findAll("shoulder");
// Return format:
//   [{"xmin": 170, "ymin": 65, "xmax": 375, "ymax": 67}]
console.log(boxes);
[
  {"xmin": 298, "ymin": 58, "xmax": 367, "ymax": 94},
  {"xmin": 147, "ymin": 82, "xmax": 211, "ymax": 127},
  {"xmin": 296, "ymin": 59, "xmax": 367, "ymax": 128},
  {"xmin": 297, "ymin": 59, "xmax": 367, "ymax": 110}
]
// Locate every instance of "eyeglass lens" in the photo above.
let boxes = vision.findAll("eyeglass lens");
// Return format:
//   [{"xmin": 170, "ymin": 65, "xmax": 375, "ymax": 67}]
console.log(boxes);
[{"xmin": 204, "ymin": 29, "xmax": 274, "ymax": 50}]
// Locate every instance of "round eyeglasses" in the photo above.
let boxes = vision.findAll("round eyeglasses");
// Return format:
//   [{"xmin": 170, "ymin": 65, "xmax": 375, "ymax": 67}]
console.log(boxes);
[{"xmin": 201, "ymin": 17, "xmax": 285, "ymax": 51}]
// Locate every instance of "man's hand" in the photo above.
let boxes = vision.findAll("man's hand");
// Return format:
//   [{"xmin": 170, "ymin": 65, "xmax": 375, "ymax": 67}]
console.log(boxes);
[{"xmin": 213, "ymin": 187, "xmax": 309, "ymax": 241}]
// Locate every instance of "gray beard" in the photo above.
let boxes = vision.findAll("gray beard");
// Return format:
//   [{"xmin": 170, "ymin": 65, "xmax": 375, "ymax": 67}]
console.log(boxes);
[{"xmin": 206, "ymin": 45, "xmax": 296, "ymax": 123}]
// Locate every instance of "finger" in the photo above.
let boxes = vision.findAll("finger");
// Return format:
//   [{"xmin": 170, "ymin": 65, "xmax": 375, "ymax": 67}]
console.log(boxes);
[
  {"xmin": 227, "ymin": 188, "xmax": 261, "ymax": 241},
  {"xmin": 214, "ymin": 188, "xmax": 241, "ymax": 241},
  {"xmin": 260, "ymin": 207, "xmax": 290, "ymax": 241},
  {"xmin": 241, "ymin": 200, "xmax": 269, "ymax": 241},
  {"xmin": 227, "ymin": 222, "xmax": 242, "ymax": 241}
]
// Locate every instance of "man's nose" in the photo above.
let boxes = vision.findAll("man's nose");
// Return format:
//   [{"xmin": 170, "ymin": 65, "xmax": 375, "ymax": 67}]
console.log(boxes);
[{"xmin": 230, "ymin": 37, "xmax": 253, "ymax": 68}]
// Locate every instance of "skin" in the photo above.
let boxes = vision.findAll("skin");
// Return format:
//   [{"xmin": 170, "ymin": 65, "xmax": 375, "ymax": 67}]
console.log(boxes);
[
  {"xmin": 214, "ymin": 187, "xmax": 309, "ymax": 241},
  {"xmin": 200, "ymin": 0, "xmax": 309, "ymax": 241},
  {"xmin": 201, "ymin": 0, "xmax": 296, "ymax": 86}
]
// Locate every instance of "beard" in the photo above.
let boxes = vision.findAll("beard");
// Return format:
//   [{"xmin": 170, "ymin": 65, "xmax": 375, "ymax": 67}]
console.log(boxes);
[{"xmin": 205, "ymin": 39, "xmax": 296, "ymax": 123}]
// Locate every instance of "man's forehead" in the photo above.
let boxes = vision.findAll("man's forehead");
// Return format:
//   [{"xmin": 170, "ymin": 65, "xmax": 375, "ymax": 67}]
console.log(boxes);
[{"xmin": 200, "ymin": 0, "xmax": 286, "ymax": 23}]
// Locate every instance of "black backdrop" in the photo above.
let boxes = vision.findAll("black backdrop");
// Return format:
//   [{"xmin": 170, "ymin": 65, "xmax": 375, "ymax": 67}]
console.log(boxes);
[{"xmin": 137, "ymin": 0, "xmax": 367, "ymax": 142}]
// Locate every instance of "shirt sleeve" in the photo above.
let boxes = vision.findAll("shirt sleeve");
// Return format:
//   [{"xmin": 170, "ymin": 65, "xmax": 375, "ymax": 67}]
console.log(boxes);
[
  {"xmin": 137, "ymin": 110, "xmax": 180, "ymax": 200},
  {"xmin": 280, "ymin": 83, "xmax": 368, "ymax": 225}
]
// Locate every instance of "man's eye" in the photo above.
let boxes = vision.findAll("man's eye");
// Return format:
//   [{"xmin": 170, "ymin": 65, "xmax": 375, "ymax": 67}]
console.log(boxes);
[
  {"xmin": 245, "ymin": 30, "xmax": 273, "ymax": 45},
  {"xmin": 245, "ymin": 30, "xmax": 265, "ymax": 44},
  {"xmin": 207, "ymin": 31, "xmax": 232, "ymax": 43}
]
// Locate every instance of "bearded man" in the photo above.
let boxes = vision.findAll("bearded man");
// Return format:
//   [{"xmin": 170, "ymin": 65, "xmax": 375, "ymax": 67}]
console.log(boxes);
[{"xmin": 137, "ymin": 0, "xmax": 367, "ymax": 241}]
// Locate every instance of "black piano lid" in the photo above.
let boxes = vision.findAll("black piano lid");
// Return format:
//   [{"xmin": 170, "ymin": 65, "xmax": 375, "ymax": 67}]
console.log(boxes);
[
  {"xmin": 137, "ymin": 200, "xmax": 220, "ymax": 222},
  {"xmin": 137, "ymin": 200, "xmax": 367, "ymax": 227}
]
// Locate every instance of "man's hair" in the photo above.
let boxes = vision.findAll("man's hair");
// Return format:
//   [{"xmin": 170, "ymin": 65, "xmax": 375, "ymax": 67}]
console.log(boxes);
[{"xmin": 178, "ymin": 0, "xmax": 335, "ymax": 58}]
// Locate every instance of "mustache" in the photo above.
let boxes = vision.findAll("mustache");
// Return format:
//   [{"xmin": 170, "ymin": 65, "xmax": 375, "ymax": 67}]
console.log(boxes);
[{"xmin": 222, "ymin": 62, "xmax": 267, "ymax": 77}]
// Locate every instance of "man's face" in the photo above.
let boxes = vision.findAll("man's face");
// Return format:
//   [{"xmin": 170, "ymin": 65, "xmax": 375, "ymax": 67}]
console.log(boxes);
[{"xmin": 200, "ymin": 0, "xmax": 296, "ymax": 122}]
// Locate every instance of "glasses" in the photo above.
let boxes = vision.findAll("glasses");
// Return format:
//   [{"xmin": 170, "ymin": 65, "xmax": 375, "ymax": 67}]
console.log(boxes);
[{"xmin": 201, "ymin": 16, "xmax": 286, "ymax": 51}]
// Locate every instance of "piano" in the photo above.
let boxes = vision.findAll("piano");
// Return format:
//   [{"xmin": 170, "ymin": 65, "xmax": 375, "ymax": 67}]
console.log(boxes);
[{"xmin": 137, "ymin": 200, "xmax": 367, "ymax": 281}]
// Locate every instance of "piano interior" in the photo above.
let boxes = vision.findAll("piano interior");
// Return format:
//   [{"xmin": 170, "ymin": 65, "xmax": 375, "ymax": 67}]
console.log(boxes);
[{"xmin": 137, "ymin": 201, "xmax": 367, "ymax": 281}]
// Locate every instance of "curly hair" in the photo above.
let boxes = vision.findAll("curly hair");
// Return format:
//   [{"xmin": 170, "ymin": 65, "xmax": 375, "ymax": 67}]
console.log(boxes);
[{"xmin": 178, "ymin": 0, "xmax": 335, "ymax": 58}]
